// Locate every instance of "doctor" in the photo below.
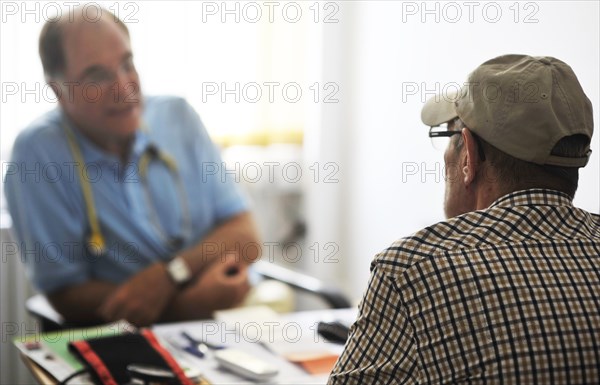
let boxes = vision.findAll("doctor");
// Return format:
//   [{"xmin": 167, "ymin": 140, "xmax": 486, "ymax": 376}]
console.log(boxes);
[{"xmin": 4, "ymin": 5, "xmax": 261, "ymax": 326}]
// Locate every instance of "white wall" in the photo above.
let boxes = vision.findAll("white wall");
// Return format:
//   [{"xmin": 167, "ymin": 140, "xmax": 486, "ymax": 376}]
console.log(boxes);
[
  {"xmin": 1, "ymin": 0, "xmax": 598, "ymax": 347},
  {"xmin": 306, "ymin": 1, "xmax": 600, "ymax": 301}
]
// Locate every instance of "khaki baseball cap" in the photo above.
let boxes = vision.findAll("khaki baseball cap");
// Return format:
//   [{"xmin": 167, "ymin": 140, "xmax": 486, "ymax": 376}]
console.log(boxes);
[{"xmin": 421, "ymin": 54, "xmax": 593, "ymax": 167}]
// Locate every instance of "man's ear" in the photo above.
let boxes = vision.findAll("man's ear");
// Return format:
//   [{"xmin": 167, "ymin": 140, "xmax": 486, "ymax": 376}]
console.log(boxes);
[{"xmin": 460, "ymin": 128, "xmax": 481, "ymax": 186}]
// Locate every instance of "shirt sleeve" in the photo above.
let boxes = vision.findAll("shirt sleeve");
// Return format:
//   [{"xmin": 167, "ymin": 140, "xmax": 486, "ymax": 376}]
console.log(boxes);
[
  {"xmin": 328, "ymin": 263, "xmax": 419, "ymax": 385},
  {"xmin": 181, "ymin": 99, "xmax": 249, "ymax": 221},
  {"xmin": 4, "ymin": 130, "xmax": 90, "ymax": 293}
]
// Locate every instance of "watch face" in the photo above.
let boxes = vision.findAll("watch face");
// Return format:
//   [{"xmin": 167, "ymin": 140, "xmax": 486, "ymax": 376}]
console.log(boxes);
[{"xmin": 168, "ymin": 257, "xmax": 191, "ymax": 284}]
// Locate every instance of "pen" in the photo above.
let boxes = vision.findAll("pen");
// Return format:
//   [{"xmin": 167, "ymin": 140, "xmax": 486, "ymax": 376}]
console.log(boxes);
[
  {"xmin": 164, "ymin": 334, "xmax": 206, "ymax": 359},
  {"xmin": 183, "ymin": 345, "xmax": 206, "ymax": 359},
  {"xmin": 181, "ymin": 331, "xmax": 225, "ymax": 352},
  {"xmin": 158, "ymin": 335, "xmax": 208, "ymax": 382}
]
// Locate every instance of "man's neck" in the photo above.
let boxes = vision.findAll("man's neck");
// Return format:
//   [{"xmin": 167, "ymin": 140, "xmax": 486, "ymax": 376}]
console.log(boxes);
[
  {"xmin": 102, "ymin": 136, "xmax": 134, "ymax": 163},
  {"xmin": 85, "ymin": 131, "xmax": 133, "ymax": 163},
  {"xmin": 66, "ymin": 117, "xmax": 134, "ymax": 163},
  {"xmin": 474, "ymin": 185, "xmax": 501, "ymax": 211},
  {"xmin": 472, "ymin": 167, "xmax": 508, "ymax": 211}
]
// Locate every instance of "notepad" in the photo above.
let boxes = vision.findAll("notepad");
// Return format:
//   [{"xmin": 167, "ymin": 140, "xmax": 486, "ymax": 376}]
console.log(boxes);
[{"xmin": 14, "ymin": 321, "xmax": 134, "ymax": 383}]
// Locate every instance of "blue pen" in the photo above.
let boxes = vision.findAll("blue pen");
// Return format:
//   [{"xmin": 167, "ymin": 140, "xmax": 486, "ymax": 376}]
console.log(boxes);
[
  {"xmin": 182, "ymin": 344, "xmax": 205, "ymax": 359},
  {"xmin": 161, "ymin": 334, "xmax": 206, "ymax": 359},
  {"xmin": 181, "ymin": 331, "xmax": 225, "ymax": 359}
]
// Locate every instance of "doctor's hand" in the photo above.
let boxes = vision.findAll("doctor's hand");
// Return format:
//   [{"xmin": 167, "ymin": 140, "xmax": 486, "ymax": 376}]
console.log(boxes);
[
  {"xmin": 162, "ymin": 256, "xmax": 251, "ymax": 321},
  {"xmin": 99, "ymin": 262, "xmax": 176, "ymax": 327}
]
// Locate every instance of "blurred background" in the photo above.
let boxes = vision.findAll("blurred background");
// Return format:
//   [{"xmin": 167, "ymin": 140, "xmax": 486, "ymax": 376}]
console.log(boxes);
[{"xmin": 1, "ymin": 1, "xmax": 599, "ymax": 383}]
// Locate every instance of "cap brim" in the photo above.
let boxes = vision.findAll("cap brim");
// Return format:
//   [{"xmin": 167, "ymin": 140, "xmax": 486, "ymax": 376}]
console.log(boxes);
[{"xmin": 421, "ymin": 91, "xmax": 459, "ymax": 126}]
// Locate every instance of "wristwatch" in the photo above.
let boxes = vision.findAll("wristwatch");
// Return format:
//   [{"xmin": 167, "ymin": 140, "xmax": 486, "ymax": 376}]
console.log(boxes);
[{"xmin": 165, "ymin": 256, "xmax": 192, "ymax": 287}]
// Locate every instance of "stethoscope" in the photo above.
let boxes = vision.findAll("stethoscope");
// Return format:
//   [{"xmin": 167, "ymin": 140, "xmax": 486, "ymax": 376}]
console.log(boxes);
[{"xmin": 62, "ymin": 118, "xmax": 192, "ymax": 255}]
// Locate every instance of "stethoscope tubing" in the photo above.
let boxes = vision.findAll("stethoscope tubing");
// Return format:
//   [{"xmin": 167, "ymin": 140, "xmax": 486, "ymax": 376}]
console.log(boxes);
[{"xmin": 62, "ymin": 118, "xmax": 192, "ymax": 254}]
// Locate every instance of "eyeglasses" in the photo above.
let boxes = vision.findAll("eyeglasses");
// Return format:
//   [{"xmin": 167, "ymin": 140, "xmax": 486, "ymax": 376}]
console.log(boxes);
[
  {"xmin": 71, "ymin": 55, "xmax": 138, "ymax": 87},
  {"xmin": 428, "ymin": 125, "xmax": 486, "ymax": 161},
  {"xmin": 428, "ymin": 125, "xmax": 460, "ymax": 151}
]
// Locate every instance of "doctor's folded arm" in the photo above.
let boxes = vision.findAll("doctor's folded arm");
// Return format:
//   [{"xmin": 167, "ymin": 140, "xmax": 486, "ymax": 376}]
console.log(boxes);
[{"xmin": 4, "ymin": 6, "xmax": 261, "ymax": 327}]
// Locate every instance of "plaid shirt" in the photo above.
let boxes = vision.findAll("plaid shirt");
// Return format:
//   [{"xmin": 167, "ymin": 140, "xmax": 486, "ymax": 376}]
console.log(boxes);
[{"xmin": 329, "ymin": 189, "xmax": 600, "ymax": 384}]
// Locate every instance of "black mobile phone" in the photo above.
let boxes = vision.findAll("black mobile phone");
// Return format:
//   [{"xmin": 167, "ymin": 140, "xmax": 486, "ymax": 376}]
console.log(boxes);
[{"xmin": 317, "ymin": 321, "xmax": 350, "ymax": 344}]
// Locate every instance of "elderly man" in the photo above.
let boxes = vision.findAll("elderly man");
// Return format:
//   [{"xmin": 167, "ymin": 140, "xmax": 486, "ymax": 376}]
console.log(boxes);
[
  {"xmin": 329, "ymin": 55, "xmax": 599, "ymax": 384},
  {"xmin": 4, "ymin": 6, "xmax": 260, "ymax": 327}
]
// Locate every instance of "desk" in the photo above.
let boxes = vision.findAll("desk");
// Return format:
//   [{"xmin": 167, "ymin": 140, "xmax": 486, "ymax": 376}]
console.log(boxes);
[
  {"xmin": 19, "ymin": 308, "xmax": 356, "ymax": 385},
  {"xmin": 19, "ymin": 355, "xmax": 58, "ymax": 385}
]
